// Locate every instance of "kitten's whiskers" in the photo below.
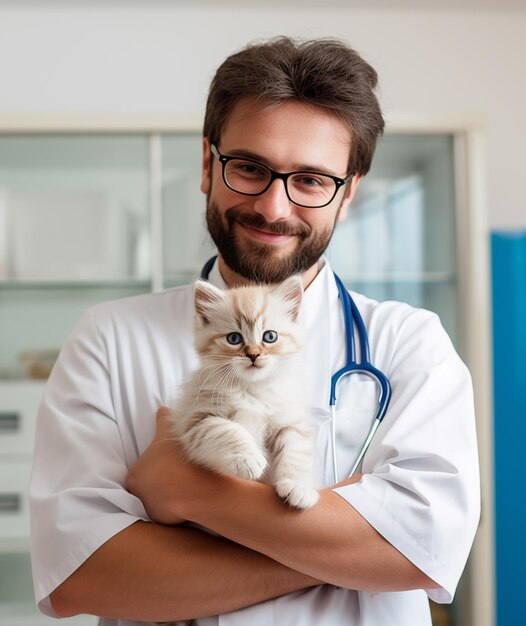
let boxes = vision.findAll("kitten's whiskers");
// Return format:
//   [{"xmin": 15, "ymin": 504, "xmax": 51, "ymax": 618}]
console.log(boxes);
[
  {"xmin": 194, "ymin": 361, "xmax": 231, "ymax": 406},
  {"xmin": 211, "ymin": 362, "xmax": 237, "ymax": 412},
  {"xmin": 194, "ymin": 355, "xmax": 238, "ymax": 407}
]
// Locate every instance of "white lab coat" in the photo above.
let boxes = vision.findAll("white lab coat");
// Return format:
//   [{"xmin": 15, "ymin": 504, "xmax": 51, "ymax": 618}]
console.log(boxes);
[{"xmin": 29, "ymin": 258, "xmax": 480, "ymax": 625}]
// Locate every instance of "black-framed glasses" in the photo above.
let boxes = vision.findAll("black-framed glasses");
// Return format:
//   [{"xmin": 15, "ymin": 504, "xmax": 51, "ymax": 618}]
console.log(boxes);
[{"xmin": 211, "ymin": 144, "xmax": 354, "ymax": 209}]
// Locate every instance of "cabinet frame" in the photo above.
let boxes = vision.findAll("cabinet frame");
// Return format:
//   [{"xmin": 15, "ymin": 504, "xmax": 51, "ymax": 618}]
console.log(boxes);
[{"xmin": 0, "ymin": 114, "xmax": 493, "ymax": 626}]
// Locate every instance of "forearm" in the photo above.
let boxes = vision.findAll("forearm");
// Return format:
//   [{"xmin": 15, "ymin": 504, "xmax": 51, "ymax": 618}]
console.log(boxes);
[
  {"xmin": 187, "ymin": 476, "xmax": 439, "ymax": 592},
  {"xmin": 124, "ymin": 412, "xmax": 437, "ymax": 597},
  {"xmin": 50, "ymin": 520, "xmax": 320, "ymax": 622}
]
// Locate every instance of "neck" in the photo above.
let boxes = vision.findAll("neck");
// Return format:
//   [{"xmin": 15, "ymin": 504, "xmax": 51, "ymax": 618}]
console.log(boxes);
[{"xmin": 217, "ymin": 254, "xmax": 321, "ymax": 290}]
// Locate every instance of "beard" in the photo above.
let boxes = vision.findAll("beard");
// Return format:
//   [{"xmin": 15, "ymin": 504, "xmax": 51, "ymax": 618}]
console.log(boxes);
[{"xmin": 206, "ymin": 199, "xmax": 338, "ymax": 284}]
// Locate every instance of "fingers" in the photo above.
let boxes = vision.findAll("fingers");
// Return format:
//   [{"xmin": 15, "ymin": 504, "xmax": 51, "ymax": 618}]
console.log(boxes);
[
  {"xmin": 154, "ymin": 406, "xmax": 174, "ymax": 439},
  {"xmin": 156, "ymin": 406, "xmax": 172, "ymax": 420}
]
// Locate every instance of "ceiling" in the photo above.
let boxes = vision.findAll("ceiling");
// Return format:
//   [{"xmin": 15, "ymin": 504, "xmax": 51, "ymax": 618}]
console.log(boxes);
[
  {"xmin": 1, "ymin": 0, "xmax": 525, "ymax": 10},
  {"xmin": 196, "ymin": 0, "xmax": 526, "ymax": 9}
]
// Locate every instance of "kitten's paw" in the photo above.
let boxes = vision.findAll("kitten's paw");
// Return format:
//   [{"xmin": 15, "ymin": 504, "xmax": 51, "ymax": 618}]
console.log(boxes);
[
  {"xmin": 223, "ymin": 450, "xmax": 267, "ymax": 480},
  {"xmin": 274, "ymin": 480, "xmax": 320, "ymax": 510}
]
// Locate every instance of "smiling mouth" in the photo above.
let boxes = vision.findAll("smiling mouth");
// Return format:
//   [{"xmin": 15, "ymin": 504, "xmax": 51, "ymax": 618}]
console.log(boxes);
[{"xmin": 237, "ymin": 221, "xmax": 295, "ymax": 244}]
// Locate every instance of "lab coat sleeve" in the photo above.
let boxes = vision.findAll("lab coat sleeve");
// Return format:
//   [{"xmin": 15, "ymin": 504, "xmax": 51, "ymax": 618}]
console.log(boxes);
[
  {"xmin": 333, "ymin": 308, "xmax": 480, "ymax": 603},
  {"xmin": 29, "ymin": 308, "xmax": 150, "ymax": 617}
]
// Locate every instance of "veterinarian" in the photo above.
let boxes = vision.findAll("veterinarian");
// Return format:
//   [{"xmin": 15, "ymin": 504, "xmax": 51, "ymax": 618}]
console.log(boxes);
[{"xmin": 29, "ymin": 37, "xmax": 480, "ymax": 625}]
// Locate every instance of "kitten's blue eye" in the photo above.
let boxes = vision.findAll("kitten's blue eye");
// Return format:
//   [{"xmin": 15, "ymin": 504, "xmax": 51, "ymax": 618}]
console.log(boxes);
[
  {"xmin": 262, "ymin": 330, "xmax": 278, "ymax": 344},
  {"xmin": 226, "ymin": 332, "xmax": 243, "ymax": 345}
]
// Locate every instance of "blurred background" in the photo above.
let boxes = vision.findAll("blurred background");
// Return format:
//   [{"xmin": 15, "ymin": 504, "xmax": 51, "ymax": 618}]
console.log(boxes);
[{"xmin": 0, "ymin": 1, "xmax": 525, "ymax": 624}]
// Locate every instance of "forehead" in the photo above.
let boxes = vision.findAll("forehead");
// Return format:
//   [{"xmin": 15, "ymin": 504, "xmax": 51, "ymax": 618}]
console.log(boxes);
[
  {"xmin": 220, "ymin": 287, "xmax": 290, "ymax": 329},
  {"xmin": 219, "ymin": 98, "xmax": 351, "ymax": 173},
  {"xmin": 228, "ymin": 286, "xmax": 269, "ymax": 324}
]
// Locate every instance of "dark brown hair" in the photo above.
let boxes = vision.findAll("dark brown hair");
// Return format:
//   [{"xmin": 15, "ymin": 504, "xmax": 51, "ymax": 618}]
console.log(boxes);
[{"xmin": 203, "ymin": 36, "xmax": 384, "ymax": 176}]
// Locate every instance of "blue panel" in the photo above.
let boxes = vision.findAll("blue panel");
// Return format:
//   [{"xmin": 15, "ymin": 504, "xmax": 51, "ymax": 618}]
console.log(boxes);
[{"xmin": 491, "ymin": 232, "xmax": 526, "ymax": 626}]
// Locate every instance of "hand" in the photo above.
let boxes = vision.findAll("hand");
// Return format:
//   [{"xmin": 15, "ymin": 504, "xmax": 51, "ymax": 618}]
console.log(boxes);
[{"xmin": 125, "ymin": 407, "xmax": 219, "ymax": 526}]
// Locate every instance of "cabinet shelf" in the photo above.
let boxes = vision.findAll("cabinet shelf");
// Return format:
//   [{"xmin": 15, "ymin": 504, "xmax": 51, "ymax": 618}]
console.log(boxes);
[
  {"xmin": 0, "ymin": 273, "xmax": 457, "ymax": 291},
  {"xmin": 0, "ymin": 279, "xmax": 152, "ymax": 290},
  {"xmin": 339, "ymin": 271, "xmax": 455, "ymax": 284}
]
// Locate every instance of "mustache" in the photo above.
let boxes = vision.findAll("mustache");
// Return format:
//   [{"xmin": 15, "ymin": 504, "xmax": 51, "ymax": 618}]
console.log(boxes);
[{"xmin": 224, "ymin": 207, "xmax": 311, "ymax": 238}]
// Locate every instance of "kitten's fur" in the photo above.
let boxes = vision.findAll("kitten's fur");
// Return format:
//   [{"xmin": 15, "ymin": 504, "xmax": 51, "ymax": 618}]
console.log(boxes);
[{"xmin": 170, "ymin": 276, "xmax": 319, "ymax": 511}]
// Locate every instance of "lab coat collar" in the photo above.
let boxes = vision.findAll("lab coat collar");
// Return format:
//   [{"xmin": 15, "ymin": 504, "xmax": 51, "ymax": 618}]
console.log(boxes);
[
  {"xmin": 301, "ymin": 258, "xmax": 340, "ymax": 411},
  {"xmin": 301, "ymin": 257, "xmax": 340, "ymax": 332},
  {"xmin": 207, "ymin": 257, "xmax": 228, "ymax": 290}
]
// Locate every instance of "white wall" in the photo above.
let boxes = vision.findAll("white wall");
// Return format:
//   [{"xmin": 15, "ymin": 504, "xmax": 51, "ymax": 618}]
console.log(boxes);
[{"xmin": 0, "ymin": 1, "xmax": 524, "ymax": 229}]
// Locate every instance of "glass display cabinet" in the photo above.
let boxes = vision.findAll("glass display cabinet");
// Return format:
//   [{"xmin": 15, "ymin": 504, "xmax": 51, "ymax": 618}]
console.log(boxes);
[{"xmin": 0, "ymin": 130, "xmax": 464, "ymax": 625}]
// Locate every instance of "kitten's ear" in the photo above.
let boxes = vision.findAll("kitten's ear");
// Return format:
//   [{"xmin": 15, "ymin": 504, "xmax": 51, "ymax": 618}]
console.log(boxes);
[
  {"xmin": 194, "ymin": 280, "xmax": 225, "ymax": 325},
  {"xmin": 274, "ymin": 275, "xmax": 303, "ymax": 321}
]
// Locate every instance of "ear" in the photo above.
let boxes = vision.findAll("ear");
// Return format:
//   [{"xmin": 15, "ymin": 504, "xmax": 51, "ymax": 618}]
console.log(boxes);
[
  {"xmin": 194, "ymin": 279, "xmax": 224, "ymax": 325},
  {"xmin": 338, "ymin": 173, "xmax": 362, "ymax": 223},
  {"xmin": 201, "ymin": 137, "xmax": 212, "ymax": 195},
  {"xmin": 274, "ymin": 276, "xmax": 303, "ymax": 321}
]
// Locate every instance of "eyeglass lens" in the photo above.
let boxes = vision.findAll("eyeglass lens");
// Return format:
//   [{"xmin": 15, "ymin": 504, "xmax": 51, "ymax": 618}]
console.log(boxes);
[{"xmin": 224, "ymin": 159, "xmax": 338, "ymax": 207}]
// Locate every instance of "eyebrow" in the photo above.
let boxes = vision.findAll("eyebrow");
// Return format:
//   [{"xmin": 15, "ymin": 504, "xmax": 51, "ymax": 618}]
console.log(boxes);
[{"xmin": 223, "ymin": 147, "xmax": 344, "ymax": 178}]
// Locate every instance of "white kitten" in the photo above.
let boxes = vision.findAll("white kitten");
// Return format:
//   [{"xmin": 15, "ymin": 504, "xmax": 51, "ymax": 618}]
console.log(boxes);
[{"xmin": 170, "ymin": 276, "xmax": 319, "ymax": 510}]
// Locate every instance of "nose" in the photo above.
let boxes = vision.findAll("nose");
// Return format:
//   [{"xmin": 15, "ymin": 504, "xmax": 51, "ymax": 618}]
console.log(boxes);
[
  {"xmin": 245, "ymin": 346, "xmax": 260, "ymax": 364},
  {"xmin": 253, "ymin": 178, "xmax": 292, "ymax": 223}
]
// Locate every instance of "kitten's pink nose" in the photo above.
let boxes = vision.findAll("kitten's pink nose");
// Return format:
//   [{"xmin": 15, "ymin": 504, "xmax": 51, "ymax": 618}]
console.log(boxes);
[{"xmin": 245, "ymin": 347, "xmax": 260, "ymax": 364}]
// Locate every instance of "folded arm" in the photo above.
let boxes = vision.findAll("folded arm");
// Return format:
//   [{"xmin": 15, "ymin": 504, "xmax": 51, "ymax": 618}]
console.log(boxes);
[
  {"xmin": 124, "ymin": 409, "xmax": 438, "ymax": 593},
  {"xmin": 52, "ymin": 408, "xmax": 438, "ymax": 621},
  {"xmin": 50, "ymin": 520, "xmax": 319, "ymax": 622},
  {"xmin": 181, "ymin": 473, "xmax": 438, "ymax": 592}
]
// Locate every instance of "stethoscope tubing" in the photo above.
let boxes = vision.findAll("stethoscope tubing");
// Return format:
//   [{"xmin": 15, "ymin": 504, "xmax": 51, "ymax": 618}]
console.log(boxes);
[{"xmin": 331, "ymin": 273, "xmax": 391, "ymax": 480}]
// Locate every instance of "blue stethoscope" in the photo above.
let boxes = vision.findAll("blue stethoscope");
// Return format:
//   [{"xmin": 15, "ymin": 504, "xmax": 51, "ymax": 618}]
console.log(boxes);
[{"xmin": 200, "ymin": 257, "xmax": 392, "ymax": 482}]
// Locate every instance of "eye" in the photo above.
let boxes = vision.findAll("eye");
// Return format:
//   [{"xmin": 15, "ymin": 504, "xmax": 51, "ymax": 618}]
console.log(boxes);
[
  {"xmin": 226, "ymin": 332, "xmax": 243, "ymax": 345},
  {"xmin": 262, "ymin": 330, "xmax": 278, "ymax": 344},
  {"xmin": 290, "ymin": 173, "xmax": 334, "ymax": 190},
  {"xmin": 297, "ymin": 175, "xmax": 322, "ymax": 187},
  {"xmin": 232, "ymin": 160, "xmax": 268, "ymax": 179}
]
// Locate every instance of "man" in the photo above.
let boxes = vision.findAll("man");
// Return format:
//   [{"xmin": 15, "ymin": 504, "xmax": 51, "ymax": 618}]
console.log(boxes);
[{"xmin": 30, "ymin": 37, "xmax": 480, "ymax": 625}]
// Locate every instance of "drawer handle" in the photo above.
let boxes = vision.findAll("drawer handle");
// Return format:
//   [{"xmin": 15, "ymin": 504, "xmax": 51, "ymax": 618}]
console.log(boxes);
[
  {"xmin": 0, "ymin": 412, "xmax": 20, "ymax": 432},
  {"xmin": 0, "ymin": 494, "xmax": 21, "ymax": 513}
]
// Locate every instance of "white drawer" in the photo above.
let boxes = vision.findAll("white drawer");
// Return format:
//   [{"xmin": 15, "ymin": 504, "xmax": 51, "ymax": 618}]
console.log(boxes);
[
  {"xmin": 0, "ymin": 382, "xmax": 46, "ymax": 456},
  {"xmin": 0, "ymin": 460, "xmax": 31, "ymax": 540}
]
